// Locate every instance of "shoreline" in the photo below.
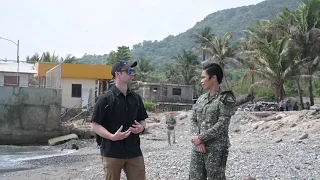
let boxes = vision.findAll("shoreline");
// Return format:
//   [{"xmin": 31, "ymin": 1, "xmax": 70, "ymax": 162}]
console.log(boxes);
[
  {"xmin": 1, "ymin": 110, "xmax": 319, "ymax": 179},
  {"xmin": 0, "ymin": 139, "xmax": 97, "ymax": 175},
  {"xmin": 0, "ymin": 167, "xmax": 35, "ymax": 174},
  {"xmin": 1, "ymin": 134, "xmax": 319, "ymax": 180}
]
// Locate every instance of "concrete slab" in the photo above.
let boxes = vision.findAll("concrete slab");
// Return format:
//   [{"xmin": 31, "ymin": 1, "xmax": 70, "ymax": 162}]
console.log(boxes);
[{"xmin": 48, "ymin": 133, "xmax": 78, "ymax": 146}]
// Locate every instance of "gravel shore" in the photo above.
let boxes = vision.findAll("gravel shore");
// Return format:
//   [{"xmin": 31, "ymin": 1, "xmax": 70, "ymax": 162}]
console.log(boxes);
[{"xmin": 1, "ymin": 110, "xmax": 319, "ymax": 180}]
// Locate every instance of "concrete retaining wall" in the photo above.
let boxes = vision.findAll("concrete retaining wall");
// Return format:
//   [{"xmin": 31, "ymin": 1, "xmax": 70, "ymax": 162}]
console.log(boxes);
[{"xmin": 0, "ymin": 87, "xmax": 62, "ymax": 145}]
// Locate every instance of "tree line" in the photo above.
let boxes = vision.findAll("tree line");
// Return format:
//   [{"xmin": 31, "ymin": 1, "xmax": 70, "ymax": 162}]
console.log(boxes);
[
  {"xmin": 194, "ymin": 0, "xmax": 320, "ymax": 107},
  {"xmin": 26, "ymin": 52, "xmax": 77, "ymax": 63},
  {"xmin": 25, "ymin": 0, "xmax": 320, "ymax": 107}
]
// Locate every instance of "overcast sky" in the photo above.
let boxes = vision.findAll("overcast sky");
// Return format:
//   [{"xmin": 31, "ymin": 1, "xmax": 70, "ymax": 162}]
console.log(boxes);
[{"xmin": 0, "ymin": 0, "xmax": 264, "ymax": 61}]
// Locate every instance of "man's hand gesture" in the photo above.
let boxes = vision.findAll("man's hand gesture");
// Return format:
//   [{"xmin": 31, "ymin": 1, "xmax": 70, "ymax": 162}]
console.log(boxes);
[
  {"xmin": 129, "ymin": 120, "xmax": 145, "ymax": 134},
  {"xmin": 111, "ymin": 126, "xmax": 131, "ymax": 141}
]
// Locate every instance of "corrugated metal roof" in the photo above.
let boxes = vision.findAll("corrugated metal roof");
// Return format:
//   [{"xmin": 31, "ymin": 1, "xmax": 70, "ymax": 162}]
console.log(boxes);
[{"xmin": 0, "ymin": 62, "xmax": 36, "ymax": 74}]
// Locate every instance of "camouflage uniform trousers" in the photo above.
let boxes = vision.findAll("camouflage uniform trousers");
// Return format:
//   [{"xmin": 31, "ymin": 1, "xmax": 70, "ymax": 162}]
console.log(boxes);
[
  {"xmin": 167, "ymin": 129, "xmax": 176, "ymax": 145},
  {"xmin": 189, "ymin": 145, "xmax": 229, "ymax": 180}
]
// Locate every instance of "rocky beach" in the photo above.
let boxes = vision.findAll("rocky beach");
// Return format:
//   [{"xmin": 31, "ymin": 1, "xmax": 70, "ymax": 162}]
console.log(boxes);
[{"xmin": 1, "ymin": 108, "xmax": 320, "ymax": 180}]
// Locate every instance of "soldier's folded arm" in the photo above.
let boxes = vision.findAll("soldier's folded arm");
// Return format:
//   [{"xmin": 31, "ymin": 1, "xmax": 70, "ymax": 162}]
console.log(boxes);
[{"xmin": 198, "ymin": 92, "xmax": 236, "ymax": 143}]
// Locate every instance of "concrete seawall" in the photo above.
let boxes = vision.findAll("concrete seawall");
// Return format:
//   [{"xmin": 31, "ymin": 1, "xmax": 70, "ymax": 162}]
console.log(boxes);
[{"xmin": 0, "ymin": 87, "xmax": 62, "ymax": 145}]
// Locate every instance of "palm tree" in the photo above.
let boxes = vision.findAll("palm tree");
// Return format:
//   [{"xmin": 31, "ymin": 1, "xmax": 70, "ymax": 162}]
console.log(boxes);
[
  {"xmin": 61, "ymin": 54, "xmax": 78, "ymax": 63},
  {"xmin": 272, "ymin": 0, "xmax": 320, "ymax": 105},
  {"xmin": 163, "ymin": 64, "xmax": 180, "ymax": 84},
  {"xmin": 241, "ymin": 37, "xmax": 304, "ymax": 102},
  {"xmin": 26, "ymin": 53, "xmax": 41, "ymax": 63},
  {"xmin": 26, "ymin": 52, "xmax": 60, "ymax": 63},
  {"xmin": 199, "ymin": 32, "xmax": 240, "ymax": 90},
  {"xmin": 194, "ymin": 27, "xmax": 214, "ymax": 61},
  {"xmin": 135, "ymin": 57, "xmax": 154, "ymax": 81},
  {"xmin": 200, "ymin": 32, "xmax": 234, "ymax": 69},
  {"xmin": 236, "ymin": 37, "xmax": 259, "ymax": 102},
  {"xmin": 243, "ymin": 20, "xmax": 275, "ymax": 44},
  {"xmin": 171, "ymin": 49, "xmax": 200, "ymax": 85},
  {"xmin": 41, "ymin": 52, "xmax": 59, "ymax": 62}
]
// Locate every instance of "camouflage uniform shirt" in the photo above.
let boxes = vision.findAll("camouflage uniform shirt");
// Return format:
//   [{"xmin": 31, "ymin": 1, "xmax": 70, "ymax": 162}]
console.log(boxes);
[{"xmin": 191, "ymin": 89, "xmax": 236, "ymax": 150}]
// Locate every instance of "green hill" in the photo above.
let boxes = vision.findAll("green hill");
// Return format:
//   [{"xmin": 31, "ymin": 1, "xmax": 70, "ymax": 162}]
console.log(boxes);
[
  {"xmin": 130, "ymin": 0, "xmax": 302, "ymax": 65},
  {"xmin": 77, "ymin": 0, "xmax": 302, "ymax": 65},
  {"xmin": 77, "ymin": 53, "xmax": 108, "ymax": 65}
]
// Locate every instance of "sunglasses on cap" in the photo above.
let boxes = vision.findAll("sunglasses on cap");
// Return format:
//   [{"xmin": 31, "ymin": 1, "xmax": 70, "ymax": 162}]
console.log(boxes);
[{"xmin": 118, "ymin": 68, "xmax": 135, "ymax": 75}]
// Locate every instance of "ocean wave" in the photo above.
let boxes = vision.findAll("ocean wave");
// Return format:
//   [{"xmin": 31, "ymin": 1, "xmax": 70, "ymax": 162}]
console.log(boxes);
[{"xmin": 0, "ymin": 146, "xmax": 76, "ymax": 169}]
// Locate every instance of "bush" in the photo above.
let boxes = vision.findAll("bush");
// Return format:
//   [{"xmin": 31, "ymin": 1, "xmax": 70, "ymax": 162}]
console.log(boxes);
[{"xmin": 143, "ymin": 101, "xmax": 155, "ymax": 111}]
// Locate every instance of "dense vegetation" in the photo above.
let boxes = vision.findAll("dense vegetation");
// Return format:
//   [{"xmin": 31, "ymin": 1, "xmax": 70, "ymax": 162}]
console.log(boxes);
[
  {"xmin": 26, "ymin": 0, "xmax": 320, "ymax": 108},
  {"xmin": 131, "ymin": 0, "xmax": 303, "ymax": 65},
  {"xmin": 32, "ymin": 0, "xmax": 302, "ymax": 65}
]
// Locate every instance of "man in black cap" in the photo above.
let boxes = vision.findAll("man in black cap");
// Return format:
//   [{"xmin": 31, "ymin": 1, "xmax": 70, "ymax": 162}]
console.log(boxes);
[{"xmin": 92, "ymin": 60, "xmax": 148, "ymax": 180}]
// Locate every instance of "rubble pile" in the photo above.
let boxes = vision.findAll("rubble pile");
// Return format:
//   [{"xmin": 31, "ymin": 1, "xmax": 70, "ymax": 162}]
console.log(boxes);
[{"xmin": 230, "ymin": 104, "xmax": 320, "ymax": 141}]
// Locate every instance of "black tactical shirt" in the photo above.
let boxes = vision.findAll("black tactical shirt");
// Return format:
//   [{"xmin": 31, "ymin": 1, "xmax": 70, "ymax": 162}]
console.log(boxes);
[{"xmin": 92, "ymin": 85, "xmax": 148, "ymax": 159}]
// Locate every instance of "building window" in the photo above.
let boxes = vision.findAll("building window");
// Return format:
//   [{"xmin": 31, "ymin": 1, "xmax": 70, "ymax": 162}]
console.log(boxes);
[
  {"xmin": 172, "ymin": 88, "xmax": 181, "ymax": 96},
  {"xmin": 152, "ymin": 87, "xmax": 158, "ymax": 93},
  {"xmin": 72, "ymin": 84, "xmax": 82, "ymax": 98},
  {"xmin": 4, "ymin": 76, "xmax": 19, "ymax": 86}
]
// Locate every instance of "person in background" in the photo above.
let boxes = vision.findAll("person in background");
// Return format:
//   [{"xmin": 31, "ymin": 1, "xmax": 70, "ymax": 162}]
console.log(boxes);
[
  {"xmin": 189, "ymin": 63, "xmax": 236, "ymax": 180},
  {"xmin": 166, "ymin": 112, "xmax": 177, "ymax": 145}
]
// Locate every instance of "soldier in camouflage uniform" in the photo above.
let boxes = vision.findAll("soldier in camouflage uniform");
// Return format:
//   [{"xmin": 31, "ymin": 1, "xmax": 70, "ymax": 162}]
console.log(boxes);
[
  {"xmin": 166, "ymin": 112, "xmax": 177, "ymax": 145},
  {"xmin": 189, "ymin": 63, "xmax": 236, "ymax": 180}
]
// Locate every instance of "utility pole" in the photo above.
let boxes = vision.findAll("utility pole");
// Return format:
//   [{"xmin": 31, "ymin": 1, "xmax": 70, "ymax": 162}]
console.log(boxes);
[
  {"xmin": 0, "ymin": 37, "xmax": 20, "ymax": 86},
  {"xmin": 17, "ymin": 40, "xmax": 20, "ymax": 86}
]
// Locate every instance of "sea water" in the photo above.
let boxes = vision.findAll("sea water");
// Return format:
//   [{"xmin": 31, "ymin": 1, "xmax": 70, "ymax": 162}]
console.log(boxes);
[{"xmin": 0, "ymin": 145, "xmax": 76, "ymax": 172}]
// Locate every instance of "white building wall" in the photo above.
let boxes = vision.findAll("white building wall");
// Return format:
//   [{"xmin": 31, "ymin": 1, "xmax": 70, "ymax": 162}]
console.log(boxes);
[
  {"xmin": 61, "ymin": 78, "xmax": 96, "ymax": 108},
  {"xmin": 0, "ymin": 72, "xmax": 30, "ymax": 87}
]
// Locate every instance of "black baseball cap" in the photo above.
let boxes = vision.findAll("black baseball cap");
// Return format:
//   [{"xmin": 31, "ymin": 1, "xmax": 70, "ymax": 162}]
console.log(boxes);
[{"xmin": 111, "ymin": 60, "xmax": 137, "ymax": 76}]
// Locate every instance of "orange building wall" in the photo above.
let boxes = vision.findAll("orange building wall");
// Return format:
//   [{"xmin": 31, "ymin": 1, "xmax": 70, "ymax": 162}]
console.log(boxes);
[
  {"xmin": 34, "ymin": 63, "xmax": 112, "ymax": 80},
  {"xmin": 34, "ymin": 63, "xmax": 58, "ymax": 77}
]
